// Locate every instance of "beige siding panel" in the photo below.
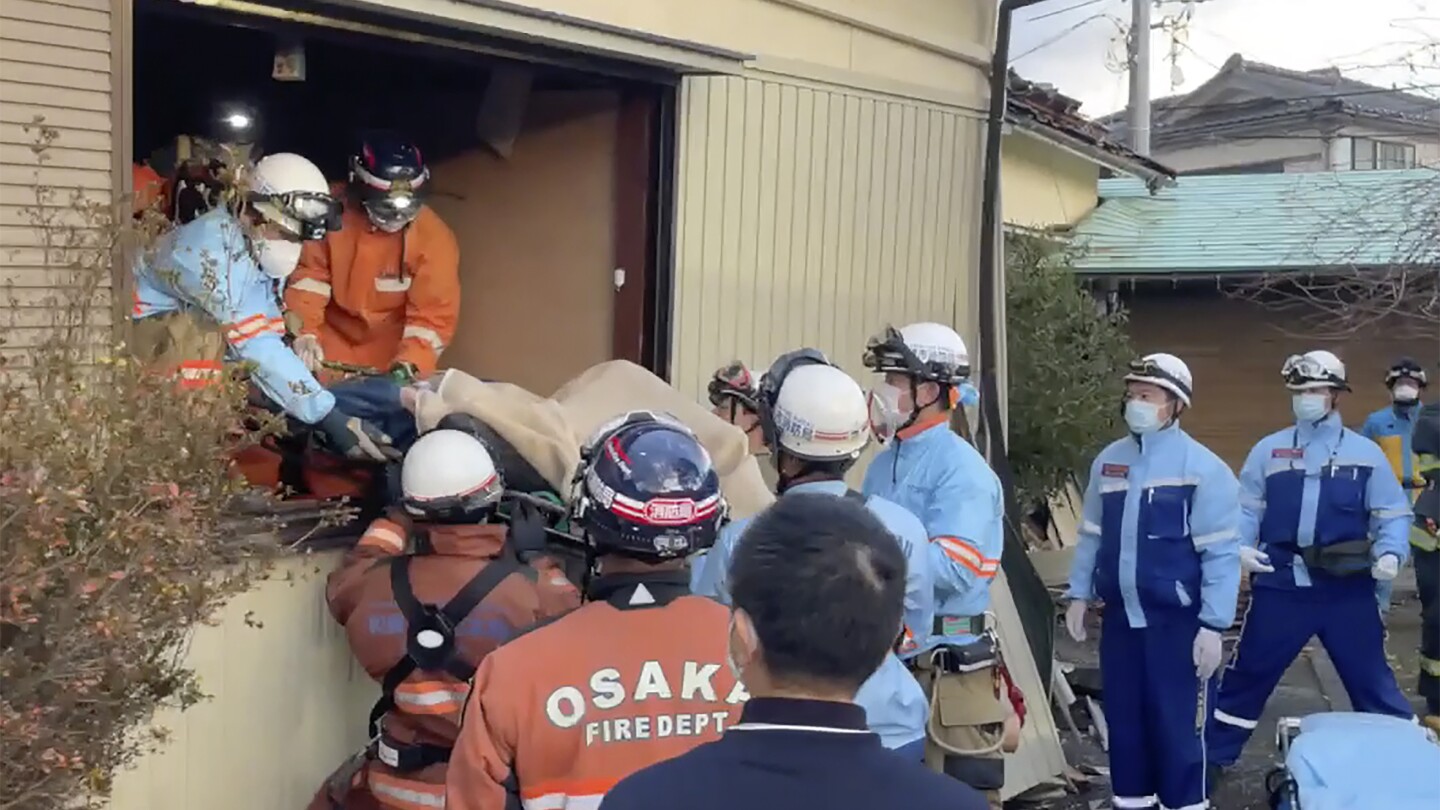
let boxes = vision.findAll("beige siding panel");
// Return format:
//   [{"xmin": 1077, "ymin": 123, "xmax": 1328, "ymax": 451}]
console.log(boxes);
[
  {"xmin": 0, "ymin": 0, "xmax": 115, "ymax": 359},
  {"xmin": 671, "ymin": 74, "xmax": 983, "ymax": 401},
  {"xmin": 0, "ymin": 0, "xmax": 109, "ymax": 30},
  {"xmin": 0, "ymin": 17, "xmax": 110, "ymax": 51},
  {"xmin": 0, "ymin": 102, "xmax": 112, "ymax": 132}
]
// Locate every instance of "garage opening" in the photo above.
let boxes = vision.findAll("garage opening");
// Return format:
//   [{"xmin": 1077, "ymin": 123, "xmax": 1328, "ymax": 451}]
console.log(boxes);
[{"xmin": 132, "ymin": 0, "xmax": 675, "ymax": 394}]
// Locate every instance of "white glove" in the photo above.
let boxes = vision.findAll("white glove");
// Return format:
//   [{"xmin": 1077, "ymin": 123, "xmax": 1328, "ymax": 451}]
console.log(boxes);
[
  {"xmin": 293, "ymin": 334, "xmax": 325, "ymax": 374},
  {"xmin": 1064, "ymin": 599, "xmax": 1088, "ymax": 642},
  {"xmin": 1371, "ymin": 553, "xmax": 1400, "ymax": 581},
  {"xmin": 1193, "ymin": 627, "xmax": 1224, "ymax": 680},
  {"xmin": 1240, "ymin": 545, "xmax": 1275, "ymax": 574}
]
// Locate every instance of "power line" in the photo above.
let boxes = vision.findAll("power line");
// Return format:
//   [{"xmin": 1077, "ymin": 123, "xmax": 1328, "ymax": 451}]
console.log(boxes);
[
  {"xmin": 1027, "ymin": 0, "xmax": 1112, "ymax": 23},
  {"xmin": 1013, "ymin": 12, "xmax": 1123, "ymax": 62}
]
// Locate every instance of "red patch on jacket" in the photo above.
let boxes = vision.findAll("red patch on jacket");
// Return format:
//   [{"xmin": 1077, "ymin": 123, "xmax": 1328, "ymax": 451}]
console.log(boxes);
[
  {"xmin": 1271, "ymin": 448, "xmax": 1303, "ymax": 459},
  {"xmin": 1101, "ymin": 463, "xmax": 1130, "ymax": 478}
]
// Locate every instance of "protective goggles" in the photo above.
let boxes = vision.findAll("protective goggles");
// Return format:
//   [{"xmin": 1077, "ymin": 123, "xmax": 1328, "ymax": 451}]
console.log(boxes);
[
  {"xmin": 862, "ymin": 326, "xmax": 914, "ymax": 374},
  {"xmin": 1280, "ymin": 354, "xmax": 1347, "ymax": 390},
  {"xmin": 1385, "ymin": 365, "xmax": 1428, "ymax": 388},
  {"xmin": 251, "ymin": 189, "xmax": 343, "ymax": 240},
  {"xmin": 1126, "ymin": 358, "xmax": 1192, "ymax": 401},
  {"xmin": 707, "ymin": 361, "xmax": 758, "ymax": 410}
]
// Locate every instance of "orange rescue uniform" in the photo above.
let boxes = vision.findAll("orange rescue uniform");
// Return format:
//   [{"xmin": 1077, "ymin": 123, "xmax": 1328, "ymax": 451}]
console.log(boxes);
[
  {"xmin": 288, "ymin": 196, "xmax": 459, "ymax": 376},
  {"xmin": 446, "ymin": 573, "xmax": 748, "ymax": 810},
  {"xmin": 323, "ymin": 514, "xmax": 581, "ymax": 810},
  {"xmin": 132, "ymin": 162, "xmax": 168, "ymax": 218}
]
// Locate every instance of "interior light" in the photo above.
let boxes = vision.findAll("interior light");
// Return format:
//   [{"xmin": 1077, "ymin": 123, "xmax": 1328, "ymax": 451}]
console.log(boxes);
[{"xmin": 223, "ymin": 112, "xmax": 252, "ymax": 131}]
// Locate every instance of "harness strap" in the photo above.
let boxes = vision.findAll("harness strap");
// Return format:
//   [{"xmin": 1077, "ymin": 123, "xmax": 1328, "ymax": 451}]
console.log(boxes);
[{"xmin": 367, "ymin": 543, "xmax": 524, "ymax": 739}]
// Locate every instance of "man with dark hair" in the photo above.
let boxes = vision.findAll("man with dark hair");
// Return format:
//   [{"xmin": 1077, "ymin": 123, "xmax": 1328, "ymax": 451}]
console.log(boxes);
[{"xmin": 599, "ymin": 493, "xmax": 988, "ymax": 810}]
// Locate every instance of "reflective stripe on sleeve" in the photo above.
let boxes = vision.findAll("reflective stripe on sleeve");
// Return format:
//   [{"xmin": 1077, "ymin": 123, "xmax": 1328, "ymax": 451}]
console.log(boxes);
[
  {"xmin": 936, "ymin": 536, "xmax": 1000, "ymax": 579},
  {"xmin": 368, "ymin": 773, "xmax": 446, "ymax": 809},
  {"xmin": 290, "ymin": 277, "xmax": 332, "ymax": 298},
  {"xmin": 402, "ymin": 325, "xmax": 446, "ymax": 352}
]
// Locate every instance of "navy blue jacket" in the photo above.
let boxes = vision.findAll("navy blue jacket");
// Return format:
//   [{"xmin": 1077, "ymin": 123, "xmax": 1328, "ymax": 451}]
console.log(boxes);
[{"xmin": 598, "ymin": 697, "xmax": 988, "ymax": 810}]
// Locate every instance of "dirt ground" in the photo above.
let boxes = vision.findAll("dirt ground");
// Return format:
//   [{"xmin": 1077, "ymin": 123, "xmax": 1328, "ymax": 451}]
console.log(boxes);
[{"xmin": 1036, "ymin": 570, "xmax": 1428, "ymax": 810}]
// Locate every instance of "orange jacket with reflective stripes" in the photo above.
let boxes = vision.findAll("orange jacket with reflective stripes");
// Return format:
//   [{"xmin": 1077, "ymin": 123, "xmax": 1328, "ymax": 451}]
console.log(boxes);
[
  {"xmin": 288, "ymin": 197, "xmax": 459, "ymax": 376},
  {"xmin": 326, "ymin": 515, "xmax": 579, "ymax": 810},
  {"xmin": 445, "ymin": 576, "xmax": 748, "ymax": 810}
]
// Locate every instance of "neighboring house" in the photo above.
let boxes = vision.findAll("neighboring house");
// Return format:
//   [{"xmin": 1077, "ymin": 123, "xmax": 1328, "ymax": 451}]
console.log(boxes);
[
  {"xmin": 1070, "ymin": 170, "xmax": 1436, "ymax": 468},
  {"xmin": 1003, "ymin": 71, "xmax": 1174, "ymax": 229},
  {"xmin": 1099, "ymin": 54, "xmax": 1440, "ymax": 176},
  {"xmin": 0, "ymin": 1, "xmax": 1068, "ymax": 807}
]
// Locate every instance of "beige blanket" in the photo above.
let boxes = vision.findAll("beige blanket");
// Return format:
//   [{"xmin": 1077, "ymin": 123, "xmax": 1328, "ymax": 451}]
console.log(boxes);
[{"xmin": 413, "ymin": 360, "xmax": 776, "ymax": 520}]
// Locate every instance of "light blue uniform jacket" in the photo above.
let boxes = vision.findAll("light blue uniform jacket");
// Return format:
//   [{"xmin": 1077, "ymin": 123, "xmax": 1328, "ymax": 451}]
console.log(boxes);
[
  {"xmin": 691, "ymin": 479, "xmax": 932, "ymax": 750},
  {"xmin": 1238, "ymin": 411, "xmax": 1412, "ymax": 592},
  {"xmin": 861, "ymin": 420, "xmax": 1003, "ymax": 647},
  {"xmin": 131, "ymin": 209, "xmax": 335, "ymax": 424},
  {"xmin": 1067, "ymin": 423, "xmax": 1242, "ymax": 630}
]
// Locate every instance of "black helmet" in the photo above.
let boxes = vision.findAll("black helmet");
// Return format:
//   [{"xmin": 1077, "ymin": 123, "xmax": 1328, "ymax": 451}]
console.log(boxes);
[
  {"xmin": 707, "ymin": 361, "xmax": 760, "ymax": 413},
  {"xmin": 755, "ymin": 348, "xmax": 831, "ymax": 454},
  {"xmin": 570, "ymin": 411, "xmax": 726, "ymax": 561},
  {"xmin": 349, "ymin": 132, "xmax": 430, "ymax": 232},
  {"xmin": 1385, "ymin": 357, "xmax": 1428, "ymax": 389}
]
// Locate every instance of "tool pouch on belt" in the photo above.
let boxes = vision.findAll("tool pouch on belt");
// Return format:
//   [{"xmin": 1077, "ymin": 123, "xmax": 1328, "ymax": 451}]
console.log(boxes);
[
  {"xmin": 928, "ymin": 665, "xmax": 1007, "ymax": 790},
  {"xmin": 936, "ymin": 636, "xmax": 999, "ymax": 673},
  {"xmin": 1299, "ymin": 539, "xmax": 1374, "ymax": 577}
]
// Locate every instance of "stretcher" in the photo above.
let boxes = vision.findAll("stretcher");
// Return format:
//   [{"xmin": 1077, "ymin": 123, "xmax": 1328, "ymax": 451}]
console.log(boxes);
[{"xmin": 1267, "ymin": 712, "xmax": 1440, "ymax": 809}]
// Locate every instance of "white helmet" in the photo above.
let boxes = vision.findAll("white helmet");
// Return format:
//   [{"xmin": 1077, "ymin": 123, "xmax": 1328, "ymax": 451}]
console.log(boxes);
[
  {"xmin": 863, "ymin": 322, "xmax": 970, "ymax": 385},
  {"xmin": 1124, "ymin": 353, "xmax": 1194, "ymax": 406},
  {"xmin": 1282, "ymin": 350, "xmax": 1350, "ymax": 391},
  {"xmin": 770, "ymin": 364, "xmax": 870, "ymax": 461},
  {"xmin": 401, "ymin": 429, "xmax": 505, "ymax": 520},
  {"xmin": 246, "ymin": 152, "xmax": 340, "ymax": 242}
]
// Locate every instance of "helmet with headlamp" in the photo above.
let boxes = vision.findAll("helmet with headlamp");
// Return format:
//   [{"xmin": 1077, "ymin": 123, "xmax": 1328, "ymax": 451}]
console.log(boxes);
[{"xmin": 349, "ymin": 132, "xmax": 430, "ymax": 233}]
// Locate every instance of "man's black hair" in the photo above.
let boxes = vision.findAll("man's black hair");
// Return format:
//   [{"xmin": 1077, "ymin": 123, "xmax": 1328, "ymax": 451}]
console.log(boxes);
[{"xmin": 729, "ymin": 492, "xmax": 907, "ymax": 693}]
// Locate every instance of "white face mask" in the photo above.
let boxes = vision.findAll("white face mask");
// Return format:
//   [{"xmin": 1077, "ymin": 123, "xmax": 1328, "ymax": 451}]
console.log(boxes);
[
  {"xmin": 1393, "ymin": 384, "xmax": 1420, "ymax": 404},
  {"xmin": 255, "ymin": 238, "xmax": 303, "ymax": 280},
  {"xmin": 1124, "ymin": 400, "xmax": 1165, "ymax": 434},
  {"xmin": 1292, "ymin": 392, "xmax": 1330, "ymax": 423},
  {"xmin": 867, "ymin": 383, "xmax": 905, "ymax": 444}
]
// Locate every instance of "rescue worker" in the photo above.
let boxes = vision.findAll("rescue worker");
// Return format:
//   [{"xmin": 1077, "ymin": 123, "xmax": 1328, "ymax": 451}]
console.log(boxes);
[
  {"xmin": 314, "ymin": 427, "xmax": 581, "ymax": 810},
  {"xmin": 706, "ymin": 360, "xmax": 765, "ymax": 455},
  {"xmin": 446, "ymin": 411, "xmax": 745, "ymax": 810},
  {"xmin": 599, "ymin": 493, "xmax": 989, "ymax": 810},
  {"xmin": 288, "ymin": 133, "xmax": 459, "ymax": 383},
  {"xmin": 149, "ymin": 98, "xmax": 263, "ymax": 225},
  {"xmin": 693, "ymin": 359, "xmax": 770, "ymax": 588},
  {"xmin": 692, "ymin": 352, "xmax": 934, "ymax": 759},
  {"xmin": 1065, "ymin": 353, "xmax": 1241, "ymax": 810},
  {"xmin": 859, "ymin": 322, "xmax": 1007, "ymax": 805},
  {"xmin": 130, "ymin": 151, "xmax": 395, "ymax": 462},
  {"xmin": 1208, "ymin": 350, "xmax": 1415, "ymax": 776},
  {"xmin": 1360, "ymin": 357, "xmax": 1429, "ymax": 612},
  {"xmin": 1409, "ymin": 366, "xmax": 1440, "ymax": 732}
]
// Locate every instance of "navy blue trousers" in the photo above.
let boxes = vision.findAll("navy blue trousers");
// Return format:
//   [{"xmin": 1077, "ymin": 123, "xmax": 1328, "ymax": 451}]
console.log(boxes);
[
  {"xmin": 1208, "ymin": 585, "xmax": 1413, "ymax": 767},
  {"xmin": 327, "ymin": 377, "xmax": 418, "ymax": 450},
  {"xmin": 1101, "ymin": 613, "xmax": 1212, "ymax": 810}
]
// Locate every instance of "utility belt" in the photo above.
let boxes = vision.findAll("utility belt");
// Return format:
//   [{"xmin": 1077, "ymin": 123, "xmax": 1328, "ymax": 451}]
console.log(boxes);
[
  {"xmin": 911, "ymin": 616, "xmax": 997, "ymax": 674},
  {"xmin": 374, "ymin": 732, "xmax": 452, "ymax": 773},
  {"xmin": 1275, "ymin": 538, "xmax": 1374, "ymax": 577}
]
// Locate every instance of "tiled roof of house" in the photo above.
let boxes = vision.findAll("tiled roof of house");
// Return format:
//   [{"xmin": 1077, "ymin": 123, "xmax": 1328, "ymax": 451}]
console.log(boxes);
[
  {"xmin": 1070, "ymin": 169, "xmax": 1440, "ymax": 275},
  {"xmin": 1006, "ymin": 71, "xmax": 1175, "ymax": 184}
]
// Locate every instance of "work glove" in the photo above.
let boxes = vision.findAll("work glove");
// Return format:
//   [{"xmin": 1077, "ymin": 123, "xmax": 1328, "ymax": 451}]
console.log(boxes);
[
  {"xmin": 293, "ymin": 334, "xmax": 325, "ymax": 374},
  {"xmin": 1064, "ymin": 599, "xmax": 1088, "ymax": 642},
  {"xmin": 1371, "ymin": 553, "xmax": 1401, "ymax": 581},
  {"xmin": 1239, "ymin": 545, "xmax": 1275, "ymax": 574},
  {"xmin": 315, "ymin": 409, "xmax": 402, "ymax": 463},
  {"xmin": 1193, "ymin": 627, "xmax": 1224, "ymax": 680},
  {"xmin": 506, "ymin": 499, "xmax": 549, "ymax": 562}
]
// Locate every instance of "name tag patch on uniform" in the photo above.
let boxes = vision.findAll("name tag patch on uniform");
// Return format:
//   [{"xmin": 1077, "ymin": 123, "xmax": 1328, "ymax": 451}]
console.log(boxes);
[
  {"xmin": 1271, "ymin": 448, "xmax": 1304, "ymax": 459},
  {"xmin": 1101, "ymin": 464, "xmax": 1130, "ymax": 478}
]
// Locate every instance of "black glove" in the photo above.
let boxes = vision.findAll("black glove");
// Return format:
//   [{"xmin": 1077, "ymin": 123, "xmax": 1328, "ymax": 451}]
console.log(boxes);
[
  {"xmin": 315, "ymin": 408, "xmax": 401, "ymax": 463},
  {"xmin": 507, "ymin": 499, "xmax": 549, "ymax": 562}
]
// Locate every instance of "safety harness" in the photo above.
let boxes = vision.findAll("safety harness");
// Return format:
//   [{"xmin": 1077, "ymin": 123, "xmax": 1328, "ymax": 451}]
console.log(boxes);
[{"xmin": 367, "ymin": 525, "xmax": 536, "ymax": 772}]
